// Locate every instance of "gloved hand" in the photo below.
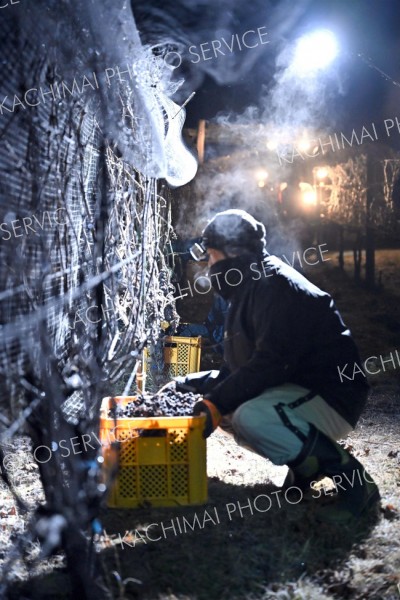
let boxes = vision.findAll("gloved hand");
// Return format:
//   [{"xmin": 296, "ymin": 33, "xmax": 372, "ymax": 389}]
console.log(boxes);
[
  {"xmin": 157, "ymin": 380, "xmax": 197, "ymax": 394},
  {"xmin": 193, "ymin": 399, "xmax": 221, "ymax": 438},
  {"xmin": 157, "ymin": 380, "xmax": 177, "ymax": 394}
]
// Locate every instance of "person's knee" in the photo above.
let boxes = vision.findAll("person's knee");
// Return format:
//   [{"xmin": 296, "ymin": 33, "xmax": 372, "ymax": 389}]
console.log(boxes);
[
  {"xmin": 231, "ymin": 403, "xmax": 257, "ymax": 438},
  {"xmin": 231, "ymin": 403, "xmax": 294, "ymax": 464}
]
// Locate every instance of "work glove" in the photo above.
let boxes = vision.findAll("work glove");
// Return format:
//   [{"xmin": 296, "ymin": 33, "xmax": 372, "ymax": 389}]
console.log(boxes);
[
  {"xmin": 193, "ymin": 399, "xmax": 221, "ymax": 438},
  {"xmin": 157, "ymin": 380, "xmax": 197, "ymax": 394},
  {"xmin": 157, "ymin": 380, "xmax": 177, "ymax": 394}
]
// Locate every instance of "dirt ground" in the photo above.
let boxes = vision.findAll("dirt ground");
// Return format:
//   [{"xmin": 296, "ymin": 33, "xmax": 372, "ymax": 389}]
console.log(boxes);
[{"xmin": 1, "ymin": 249, "xmax": 400, "ymax": 599}]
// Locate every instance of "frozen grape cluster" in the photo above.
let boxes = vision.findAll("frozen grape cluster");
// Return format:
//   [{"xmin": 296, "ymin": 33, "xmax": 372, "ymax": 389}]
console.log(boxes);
[{"xmin": 108, "ymin": 389, "xmax": 202, "ymax": 418}]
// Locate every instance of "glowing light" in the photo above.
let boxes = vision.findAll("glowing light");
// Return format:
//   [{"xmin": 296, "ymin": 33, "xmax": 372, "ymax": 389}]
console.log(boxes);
[
  {"xmin": 266, "ymin": 140, "xmax": 278, "ymax": 151},
  {"xmin": 299, "ymin": 181, "xmax": 317, "ymax": 206},
  {"xmin": 256, "ymin": 169, "xmax": 268, "ymax": 188},
  {"xmin": 297, "ymin": 139, "xmax": 311, "ymax": 152},
  {"xmin": 256, "ymin": 169, "xmax": 268, "ymax": 181},
  {"xmin": 303, "ymin": 190, "xmax": 317, "ymax": 205},
  {"xmin": 293, "ymin": 30, "xmax": 339, "ymax": 75},
  {"xmin": 316, "ymin": 167, "xmax": 328, "ymax": 179}
]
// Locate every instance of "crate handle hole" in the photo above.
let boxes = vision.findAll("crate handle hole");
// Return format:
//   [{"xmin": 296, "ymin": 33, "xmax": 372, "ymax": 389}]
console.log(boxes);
[{"xmin": 140, "ymin": 429, "xmax": 167, "ymax": 438}]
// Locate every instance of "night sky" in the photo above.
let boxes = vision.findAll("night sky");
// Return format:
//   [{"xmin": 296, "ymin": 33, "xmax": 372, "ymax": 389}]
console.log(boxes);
[
  {"xmin": 190, "ymin": 0, "xmax": 400, "ymax": 129},
  {"xmin": 133, "ymin": 0, "xmax": 400, "ymax": 135}
]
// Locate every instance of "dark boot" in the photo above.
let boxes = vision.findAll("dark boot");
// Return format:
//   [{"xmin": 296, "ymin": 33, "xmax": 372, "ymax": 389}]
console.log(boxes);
[
  {"xmin": 287, "ymin": 425, "xmax": 380, "ymax": 524},
  {"xmin": 282, "ymin": 426, "xmax": 322, "ymax": 493}
]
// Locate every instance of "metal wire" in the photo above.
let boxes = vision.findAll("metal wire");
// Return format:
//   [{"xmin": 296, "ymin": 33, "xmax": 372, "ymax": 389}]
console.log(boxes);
[{"xmin": 0, "ymin": 3, "xmax": 180, "ymax": 596}]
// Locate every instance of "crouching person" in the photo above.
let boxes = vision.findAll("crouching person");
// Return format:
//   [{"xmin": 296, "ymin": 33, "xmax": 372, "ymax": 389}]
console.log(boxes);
[{"xmin": 176, "ymin": 209, "xmax": 380, "ymax": 524}]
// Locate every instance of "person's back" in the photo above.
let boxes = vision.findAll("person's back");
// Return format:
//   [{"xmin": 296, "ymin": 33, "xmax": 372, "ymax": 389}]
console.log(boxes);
[{"xmin": 214, "ymin": 254, "xmax": 369, "ymax": 427}]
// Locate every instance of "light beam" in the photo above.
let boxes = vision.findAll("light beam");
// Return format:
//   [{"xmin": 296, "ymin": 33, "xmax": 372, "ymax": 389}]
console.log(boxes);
[{"xmin": 292, "ymin": 30, "xmax": 339, "ymax": 76}]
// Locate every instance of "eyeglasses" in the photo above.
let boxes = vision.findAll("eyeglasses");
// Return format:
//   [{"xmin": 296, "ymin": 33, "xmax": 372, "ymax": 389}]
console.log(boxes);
[{"xmin": 189, "ymin": 241, "xmax": 207, "ymax": 261}]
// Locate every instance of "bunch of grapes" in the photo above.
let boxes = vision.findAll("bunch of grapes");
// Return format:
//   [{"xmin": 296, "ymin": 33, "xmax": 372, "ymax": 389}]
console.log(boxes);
[{"xmin": 108, "ymin": 389, "xmax": 202, "ymax": 418}]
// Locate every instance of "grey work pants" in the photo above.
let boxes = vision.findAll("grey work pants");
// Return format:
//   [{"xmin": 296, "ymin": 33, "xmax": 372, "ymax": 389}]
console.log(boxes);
[{"xmin": 219, "ymin": 383, "xmax": 353, "ymax": 465}]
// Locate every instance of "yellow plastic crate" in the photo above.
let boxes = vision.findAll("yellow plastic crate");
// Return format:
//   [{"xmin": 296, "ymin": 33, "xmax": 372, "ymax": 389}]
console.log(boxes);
[
  {"xmin": 139, "ymin": 336, "xmax": 201, "ymax": 391},
  {"xmin": 163, "ymin": 335, "xmax": 201, "ymax": 378},
  {"xmin": 100, "ymin": 396, "xmax": 207, "ymax": 508}
]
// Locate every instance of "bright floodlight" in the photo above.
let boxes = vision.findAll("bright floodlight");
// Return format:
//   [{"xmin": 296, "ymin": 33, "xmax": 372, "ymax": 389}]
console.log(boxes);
[
  {"xmin": 256, "ymin": 169, "xmax": 269, "ymax": 181},
  {"xmin": 302, "ymin": 190, "xmax": 317, "ymax": 205},
  {"xmin": 297, "ymin": 138, "xmax": 311, "ymax": 152},
  {"xmin": 266, "ymin": 140, "xmax": 278, "ymax": 151},
  {"xmin": 299, "ymin": 182, "xmax": 317, "ymax": 205},
  {"xmin": 293, "ymin": 30, "xmax": 339, "ymax": 75},
  {"xmin": 316, "ymin": 167, "xmax": 329, "ymax": 179},
  {"xmin": 256, "ymin": 170, "xmax": 268, "ymax": 188}
]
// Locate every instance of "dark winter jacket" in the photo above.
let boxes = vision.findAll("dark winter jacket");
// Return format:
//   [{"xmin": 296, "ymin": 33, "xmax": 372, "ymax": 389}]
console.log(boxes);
[{"xmin": 184, "ymin": 254, "xmax": 369, "ymax": 428}]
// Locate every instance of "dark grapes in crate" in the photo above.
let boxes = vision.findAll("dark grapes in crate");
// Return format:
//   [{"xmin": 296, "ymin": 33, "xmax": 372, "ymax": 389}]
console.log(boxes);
[{"xmin": 108, "ymin": 389, "xmax": 202, "ymax": 419}]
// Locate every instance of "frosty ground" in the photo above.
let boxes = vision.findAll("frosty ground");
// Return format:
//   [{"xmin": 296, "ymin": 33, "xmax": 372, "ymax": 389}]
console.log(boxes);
[{"xmin": 1, "ymin": 250, "xmax": 399, "ymax": 599}]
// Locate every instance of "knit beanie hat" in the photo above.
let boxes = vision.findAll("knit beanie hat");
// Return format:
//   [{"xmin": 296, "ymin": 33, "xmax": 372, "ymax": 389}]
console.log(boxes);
[{"xmin": 201, "ymin": 209, "xmax": 266, "ymax": 257}]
